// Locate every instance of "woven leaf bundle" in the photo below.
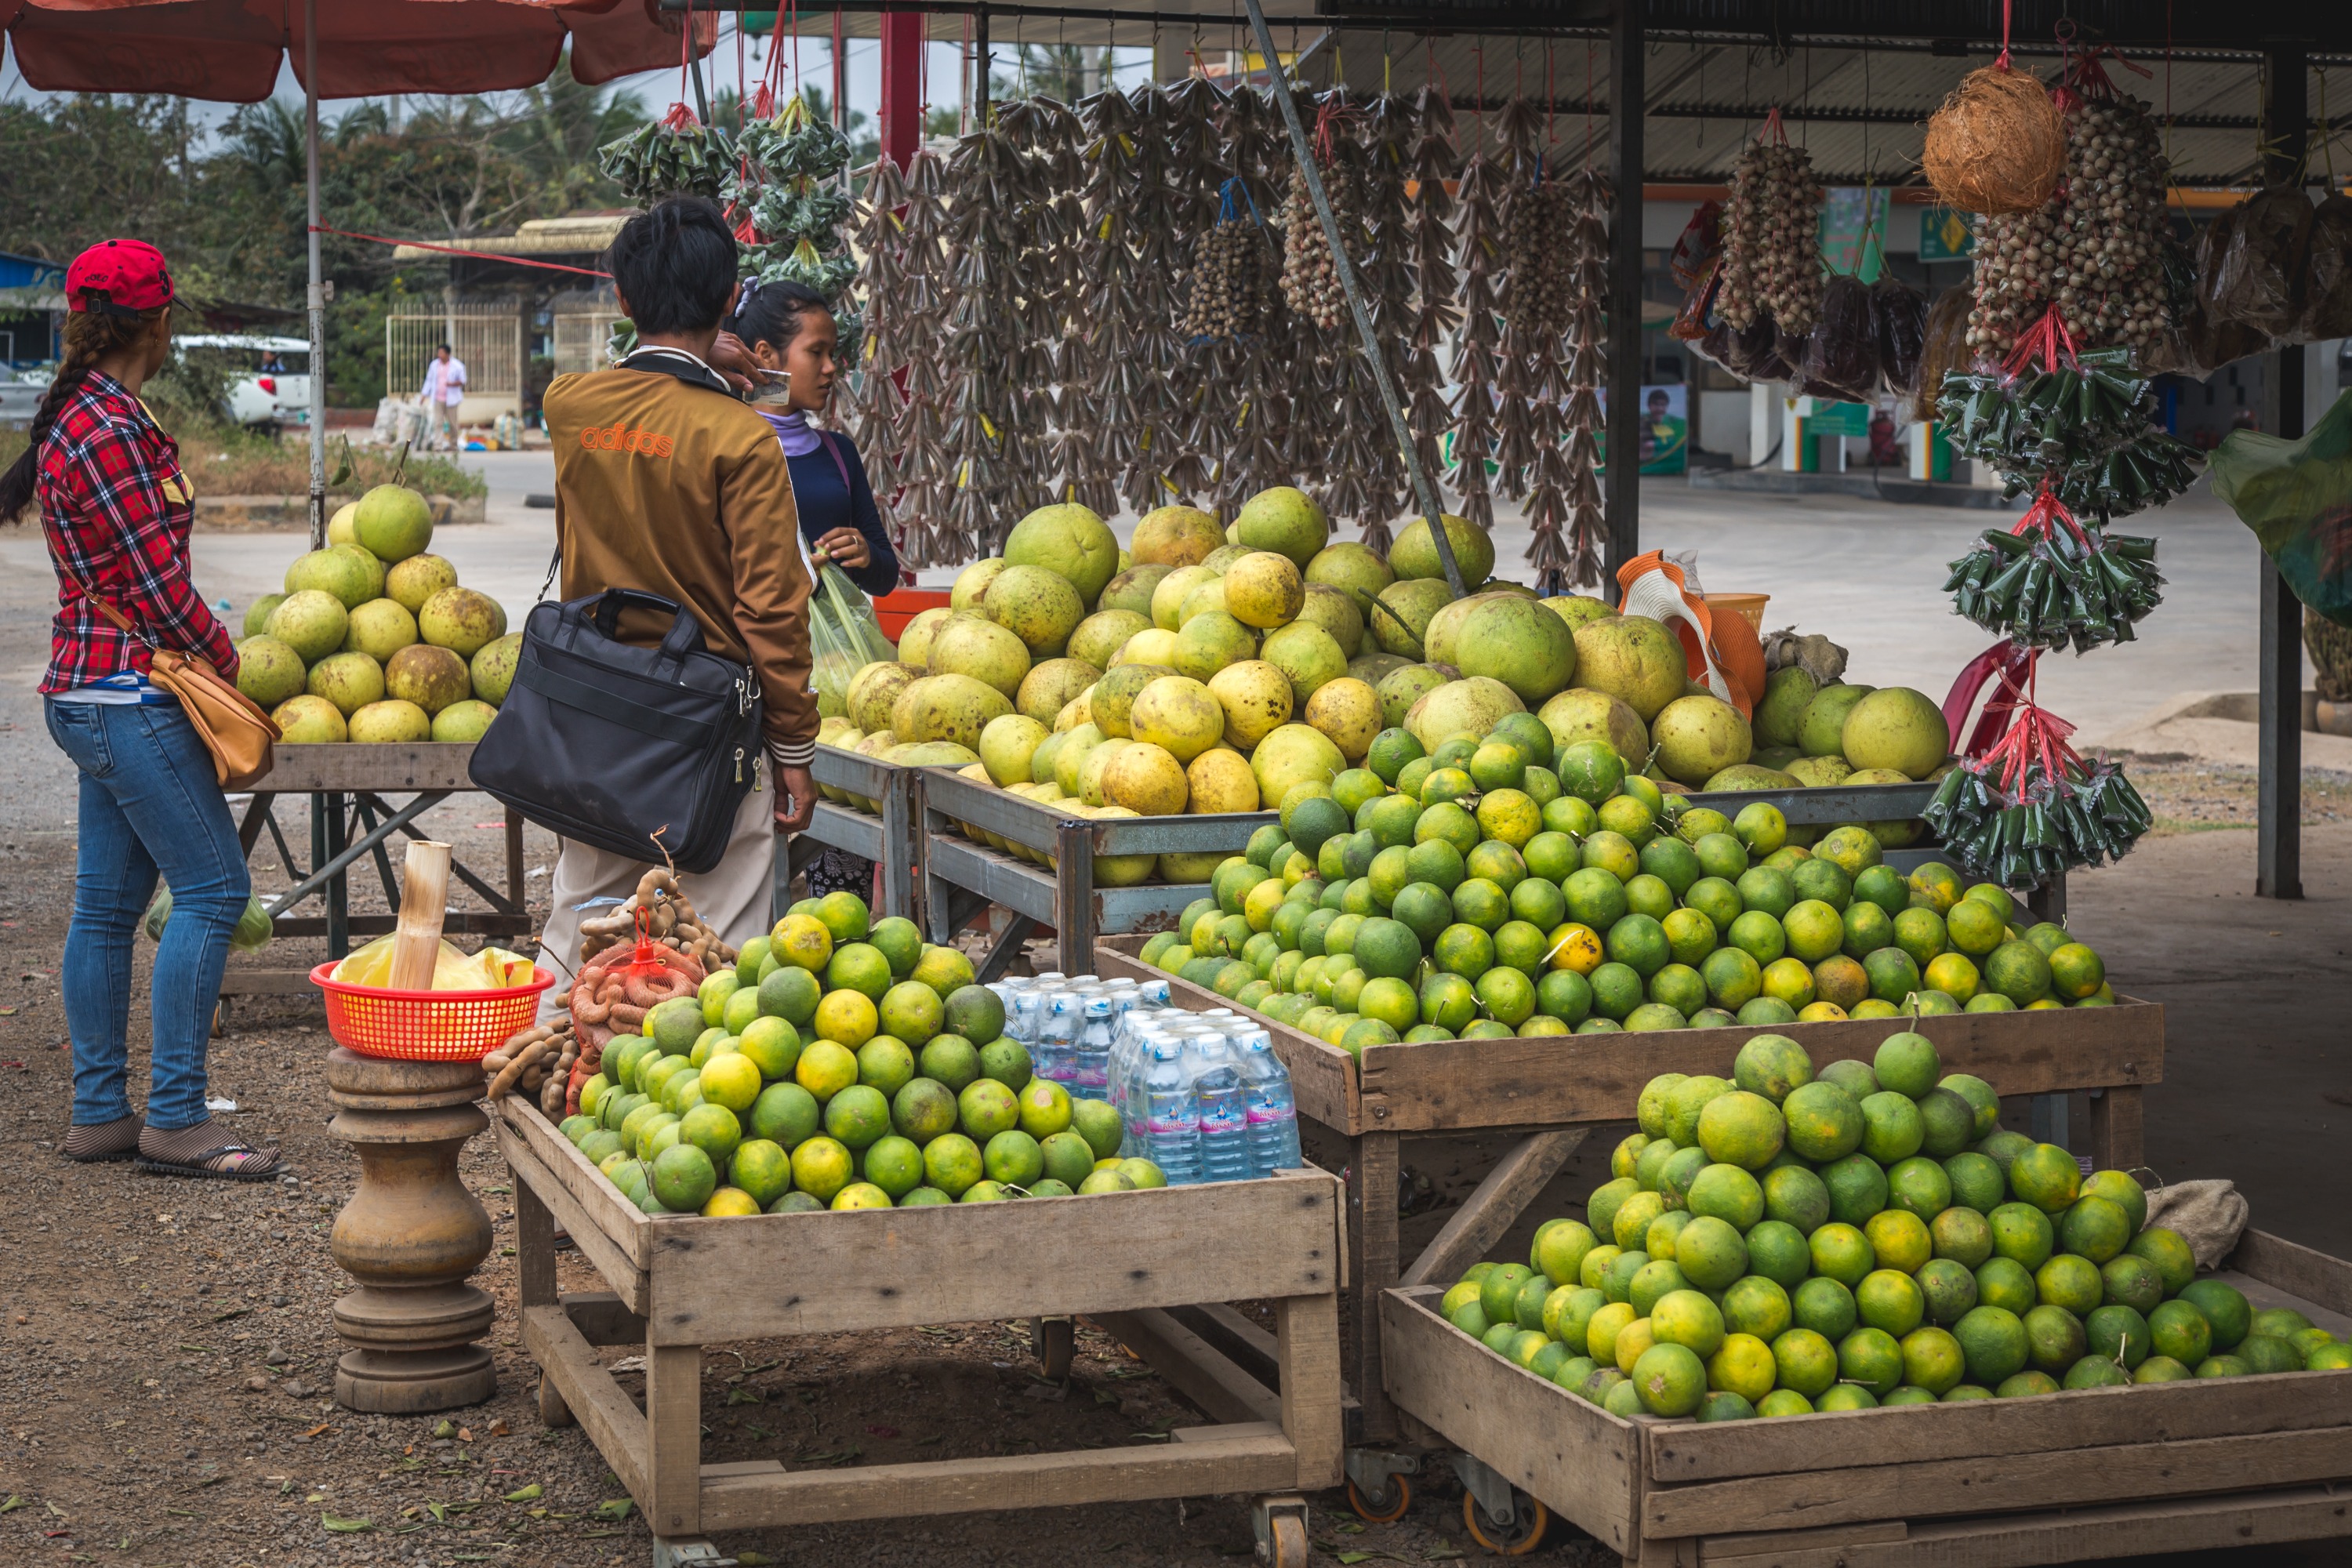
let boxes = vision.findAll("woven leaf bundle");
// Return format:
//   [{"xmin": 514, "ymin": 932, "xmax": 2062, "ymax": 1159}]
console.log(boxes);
[{"xmin": 1922, "ymin": 65, "xmax": 2066, "ymax": 217}]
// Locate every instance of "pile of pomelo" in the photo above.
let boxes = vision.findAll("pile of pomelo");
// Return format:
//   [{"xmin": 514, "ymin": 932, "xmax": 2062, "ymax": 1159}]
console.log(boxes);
[
  {"xmin": 556, "ymin": 891, "xmax": 1159, "ymax": 1214},
  {"xmin": 233, "ymin": 484, "xmax": 520, "ymax": 744},
  {"xmin": 1138, "ymin": 720, "xmax": 2110, "ymax": 1047},
  {"xmin": 838, "ymin": 495, "xmax": 1947, "ymax": 884},
  {"xmin": 1446, "ymin": 1029, "xmax": 2351, "ymax": 1420}
]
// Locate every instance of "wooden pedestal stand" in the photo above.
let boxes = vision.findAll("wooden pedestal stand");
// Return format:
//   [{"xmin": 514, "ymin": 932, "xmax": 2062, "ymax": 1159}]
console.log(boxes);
[{"xmin": 328, "ymin": 841, "xmax": 499, "ymax": 1413}]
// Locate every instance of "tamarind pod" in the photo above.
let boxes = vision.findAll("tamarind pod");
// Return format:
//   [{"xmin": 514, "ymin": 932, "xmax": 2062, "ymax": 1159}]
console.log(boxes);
[
  {"xmin": 610, "ymin": 1003, "xmax": 648, "ymax": 1028},
  {"xmin": 488, "ymin": 1038, "xmax": 549, "ymax": 1099}
]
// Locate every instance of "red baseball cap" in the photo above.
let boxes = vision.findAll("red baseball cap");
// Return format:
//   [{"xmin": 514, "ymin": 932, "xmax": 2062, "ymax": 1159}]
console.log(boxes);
[{"xmin": 66, "ymin": 239, "xmax": 175, "ymax": 316}]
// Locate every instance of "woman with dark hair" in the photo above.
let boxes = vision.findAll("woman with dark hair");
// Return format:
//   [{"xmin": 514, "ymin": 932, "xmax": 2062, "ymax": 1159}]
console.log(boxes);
[
  {"xmin": 725, "ymin": 279, "xmax": 902, "ymax": 902},
  {"xmin": 0, "ymin": 240, "xmax": 282, "ymax": 1181},
  {"xmin": 728, "ymin": 280, "xmax": 901, "ymax": 594}
]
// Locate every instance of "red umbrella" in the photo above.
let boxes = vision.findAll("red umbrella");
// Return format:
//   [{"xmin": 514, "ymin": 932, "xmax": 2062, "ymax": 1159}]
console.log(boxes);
[{"xmin": 2, "ymin": 0, "xmax": 716, "ymax": 538}]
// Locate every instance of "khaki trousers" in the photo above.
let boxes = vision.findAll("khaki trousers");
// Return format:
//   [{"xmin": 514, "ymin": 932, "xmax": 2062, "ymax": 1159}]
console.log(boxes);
[{"xmin": 535, "ymin": 757, "xmax": 778, "ymax": 1018}]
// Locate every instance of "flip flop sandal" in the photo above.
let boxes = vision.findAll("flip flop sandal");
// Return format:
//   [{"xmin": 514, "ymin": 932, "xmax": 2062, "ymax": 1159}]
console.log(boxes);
[{"xmin": 136, "ymin": 1143, "xmax": 289, "ymax": 1182}]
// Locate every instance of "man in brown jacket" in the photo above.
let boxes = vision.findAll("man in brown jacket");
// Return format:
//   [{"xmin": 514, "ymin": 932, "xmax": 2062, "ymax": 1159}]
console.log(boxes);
[{"xmin": 534, "ymin": 197, "xmax": 819, "ymax": 978}]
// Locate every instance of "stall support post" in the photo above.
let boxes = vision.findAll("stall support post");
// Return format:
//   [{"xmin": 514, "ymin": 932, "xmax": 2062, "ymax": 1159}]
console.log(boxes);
[
  {"xmin": 2258, "ymin": 43, "xmax": 2307, "ymax": 901},
  {"xmin": 879, "ymin": 12, "xmax": 927, "ymax": 172},
  {"xmin": 303, "ymin": 0, "xmax": 326, "ymax": 550},
  {"xmin": 1241, "ymin": 0, "xmax": 1466, "ymax": 598},
  {"xmin": 1604, "ymin": 0, "xmax": 1645, "ymax": 583}
]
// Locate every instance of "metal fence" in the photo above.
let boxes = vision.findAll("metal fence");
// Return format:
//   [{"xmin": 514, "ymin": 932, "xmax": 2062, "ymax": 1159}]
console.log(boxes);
[
  {"xmin": 550, "ymin": 311, "xmax": 622, "ymax": 376},
  {"xmin": 384, "ymin": 303, "xmax": 522, "ymax": 404}
]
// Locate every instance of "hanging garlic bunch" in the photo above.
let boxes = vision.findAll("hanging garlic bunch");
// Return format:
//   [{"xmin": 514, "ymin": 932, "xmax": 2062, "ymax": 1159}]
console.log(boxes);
[
  {"xmin": 2047, "ymin": 84, "xmax": 2172, "ymax": 356},
  {"xmin": 1501, "ymin": 176, "xmax": 1578, "ymax": 339},
  {"xmin": 1182, "ymin": 198, "xmax": 1270, "ymax": 339},
  {"xmin": 1718, "ymin": 125, "xmax": 1826, "ymax": 336},
  {"xmin": 1965, "ymin": 205, "xmax": 2060, "ymax": 361},
  {"xmin": 1279, "ymin": 156, "xmax": 1359, "ymax": 331}
]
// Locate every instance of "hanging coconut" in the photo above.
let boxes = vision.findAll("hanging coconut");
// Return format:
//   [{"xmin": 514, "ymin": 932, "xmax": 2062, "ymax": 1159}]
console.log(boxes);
[{"xmin": 1922, "ymin": 64, "xmax": 2067, "ymax": 217}]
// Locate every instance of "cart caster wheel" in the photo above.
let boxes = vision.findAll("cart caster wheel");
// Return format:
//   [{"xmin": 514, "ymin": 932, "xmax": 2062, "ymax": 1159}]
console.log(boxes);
[
  {"xmin": 1032, "ymin": 1316, "xmax": 1074, "ymax": 1381},
  {"xmin": 1348, "ymin": 1472, "xmax": 1411, "ymax": 1523},
  {"xmin": 1260, "ymin": 1510, "xmax": 1309, "ymax": 1568},
  {"xmin": 537, "ymin": 1370, "xmax": 573, "ymax": 1429},
  {"xmin": 1463, "ymin": 1489, "xmax": 1549, "ymax": 1555}
]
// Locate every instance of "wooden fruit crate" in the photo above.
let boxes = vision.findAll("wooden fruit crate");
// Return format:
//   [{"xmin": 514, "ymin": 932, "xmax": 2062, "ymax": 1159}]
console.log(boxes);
[
  {"xmin": 493, "ymin": 1097, "xmax": 1345, "ymax": 1567},
  {"xmin": 1381, "ymin": 1230, "xmax": 2352, "ymax": 1566},
  {"xmin": 1094, "ymin": 935, "xmax": 2161, "ymax": 1454}
]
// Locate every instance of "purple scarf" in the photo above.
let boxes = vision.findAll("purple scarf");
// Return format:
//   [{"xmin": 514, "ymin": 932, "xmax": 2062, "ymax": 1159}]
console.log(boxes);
[{"xmin": 760, "ymin": 409, "xmax": 822, "ymax": 457}]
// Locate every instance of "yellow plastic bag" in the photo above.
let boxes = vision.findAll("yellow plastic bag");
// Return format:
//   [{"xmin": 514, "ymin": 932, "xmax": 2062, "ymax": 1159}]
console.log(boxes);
[{"xmin": 332, "ymin": 935, "xmax": 536, "ymax": 991}]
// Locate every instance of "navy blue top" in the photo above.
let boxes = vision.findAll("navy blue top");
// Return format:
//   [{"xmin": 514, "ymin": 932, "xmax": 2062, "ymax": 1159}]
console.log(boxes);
[{"xmin": 788, "ymin": 434, "xmax": 900, "ymax": 597}]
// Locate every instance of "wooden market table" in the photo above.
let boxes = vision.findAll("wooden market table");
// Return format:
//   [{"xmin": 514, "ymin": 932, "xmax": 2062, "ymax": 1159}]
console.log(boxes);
[
  {"xmin": 1381, "ymin": 1229, "xmax": 2352, "ymax": 1565},
  {"xmin": 1095, "ymin": 936, "xmax": 2161, "ymax": 1474},
  {"xmin": 219, "ymin": 742, "xmax": 530, "ymax": 1018},
  {"xmin": 773, "ymin": 746, "xmax": 922, "ymax": 922},
  {"xmin": 493, "ymin": 1096, "xmax": 1346, "ymax": 1567},
  {"xmin": 921, "ymin": 764, "xmax": 1275, "ymax": 980}
]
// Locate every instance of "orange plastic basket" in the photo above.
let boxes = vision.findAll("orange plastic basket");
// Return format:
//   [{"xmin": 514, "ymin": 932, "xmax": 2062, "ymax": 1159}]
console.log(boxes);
[{"xmin": 310, "ymin": 961, "xmax": 556, "ymax": 1062}]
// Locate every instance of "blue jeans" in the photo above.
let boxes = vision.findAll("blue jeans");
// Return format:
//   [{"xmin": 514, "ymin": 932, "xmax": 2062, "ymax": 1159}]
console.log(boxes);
[{"xmin": 44, "ymin": 699, "xmax": 251, "ymax": 1131}]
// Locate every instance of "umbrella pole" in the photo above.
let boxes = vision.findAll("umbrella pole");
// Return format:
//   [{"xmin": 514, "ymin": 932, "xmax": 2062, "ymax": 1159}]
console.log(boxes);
[{"xmin": 306, "ymin": 0, "xmax": 327, "ymax": 550}]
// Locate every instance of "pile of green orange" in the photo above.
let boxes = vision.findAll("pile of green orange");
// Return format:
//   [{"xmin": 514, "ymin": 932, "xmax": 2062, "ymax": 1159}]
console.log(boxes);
[
  {"xmin": 1446, "ymin": 1029, "xmax": 2350, "ymax": 1420},
  {"xmin": 556, "ymin": 891, "xmax": 1158, "ymax": 1214},
  {"xmin": 1138, "ymin": 723, "xmax": 2112, "ymax": 1048}
]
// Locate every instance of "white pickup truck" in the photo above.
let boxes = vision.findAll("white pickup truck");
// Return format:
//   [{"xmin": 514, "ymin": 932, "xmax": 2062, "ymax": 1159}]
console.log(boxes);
[{"xmin": 176, "ymin": 333, "xmax": 314, "ymax": 430}]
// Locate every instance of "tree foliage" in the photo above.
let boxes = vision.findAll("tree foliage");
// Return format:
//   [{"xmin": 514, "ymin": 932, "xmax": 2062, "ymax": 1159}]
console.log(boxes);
[{"xmin": 0, "ymin": 60, "xmax": 644, "ymax": 404}]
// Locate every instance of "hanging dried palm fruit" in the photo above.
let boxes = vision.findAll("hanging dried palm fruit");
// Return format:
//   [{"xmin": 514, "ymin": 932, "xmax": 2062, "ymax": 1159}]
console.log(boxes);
[
  {"xmin": 1343, "ymin": 89, "xmax": 1419, "ymax": 546},
  {"xmin": 1555, "ymin": 167, "xmax": 1611, "ymax": 590},
  {"xmin": 1717, "ymin": 111, "xmax": 1826, "ymax": 337},
  {"xmin": 1127, "ymin": 80, "xmax": 1195, "ymax": 509},
  {"xmin": 1400, "ymin": 84, "xmax": 1461, "ymax": 510},
  {"xmin": 882, "ymin": 151, "xmax": 961, "ymax": 567},
  {"xmin": 1449, "ymin": 136, "xmax": 1507, "ymax": 532},
  {"xmin": 940, "ymin": 119, "xmax": 1033, "ymax": 557}
]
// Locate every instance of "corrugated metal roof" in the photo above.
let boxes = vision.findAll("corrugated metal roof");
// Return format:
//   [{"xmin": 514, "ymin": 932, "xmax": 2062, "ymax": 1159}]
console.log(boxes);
[{"xmin": 786, "ymin": 5, "xmax": 2340, "ymax": 187}]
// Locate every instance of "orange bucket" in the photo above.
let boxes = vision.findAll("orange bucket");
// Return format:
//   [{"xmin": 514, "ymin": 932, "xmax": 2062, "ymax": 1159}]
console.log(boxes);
[{"xmin": 1704, "ymin": 593, "xmax": 1772, "ymax": 632}]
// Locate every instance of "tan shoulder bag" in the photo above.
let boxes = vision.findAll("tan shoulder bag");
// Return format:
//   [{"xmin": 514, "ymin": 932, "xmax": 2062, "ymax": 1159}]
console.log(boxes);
[{"xmin": 77, "ymin": 590, "xmax": 279, "ymax": 789}]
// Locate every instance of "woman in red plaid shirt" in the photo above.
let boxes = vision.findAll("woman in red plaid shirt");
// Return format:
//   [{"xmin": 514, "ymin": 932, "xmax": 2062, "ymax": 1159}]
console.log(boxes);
[{"xmin": 0, "ymin": 241, "xmax": 284, "ymax": 1180}]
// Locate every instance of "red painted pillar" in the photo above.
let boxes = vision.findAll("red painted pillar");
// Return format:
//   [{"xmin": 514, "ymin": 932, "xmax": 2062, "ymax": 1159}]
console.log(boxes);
[{"xmin": 879, "ymin": 13, "xmax": 926, "ymax": 170}]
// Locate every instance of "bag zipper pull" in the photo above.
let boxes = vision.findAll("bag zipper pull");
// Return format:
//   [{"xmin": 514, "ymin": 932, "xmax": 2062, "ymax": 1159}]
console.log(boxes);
[{"xmin": 734, "ymin": 746, "xmax": 744, "ymax": 784}]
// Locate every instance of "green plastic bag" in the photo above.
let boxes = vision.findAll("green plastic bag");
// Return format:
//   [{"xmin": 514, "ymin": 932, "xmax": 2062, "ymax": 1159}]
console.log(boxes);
[
  {"xmin": 144, "ymin": 887, "xmax": 275, "ymax": 951},
  {"xmin": 808, "ymin": 561, "xmax": 898, "ymax": 718},
  {"xmin": 2209, "ymin": 388, "xmax": 2352, "ymax": 626}
]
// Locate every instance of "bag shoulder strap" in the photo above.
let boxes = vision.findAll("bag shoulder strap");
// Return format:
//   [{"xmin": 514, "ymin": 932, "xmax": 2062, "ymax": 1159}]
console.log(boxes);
[
  {"xmin": 814, "ymin": 428, "xmax": 854, "ymax": 492},
  {"xmin": 56, "ymin": 562, "xmax": 151, "ymax": 646}
]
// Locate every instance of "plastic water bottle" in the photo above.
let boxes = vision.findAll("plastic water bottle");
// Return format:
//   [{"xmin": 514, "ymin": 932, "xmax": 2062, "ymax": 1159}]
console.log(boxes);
[
  {"xmin": 1133, "ymin": 978, "xmax": 1171, "ymax": 1008},
  {"xmin": 1235, "ymin": 1025, "xmax": 1301, "ymax": 1174},
  {"xmin": 1033, "ymin": 990, "xmax": 1080, "ymax": 1088},
  {"xmin": 1188, "ymin": 1027, "xmax": 1254, "ymax": 1182},
  {"xmin": 1142, "ymin": 1040, "xmax": 1202, "ymax": 1183},
  {"xmin": 1072, "ymin": 996, "xmax": 1115, "ymax": 1102},
  {"xmin": 990, "ymin": 978, "xmax": 1031, "ymax": 1040}
]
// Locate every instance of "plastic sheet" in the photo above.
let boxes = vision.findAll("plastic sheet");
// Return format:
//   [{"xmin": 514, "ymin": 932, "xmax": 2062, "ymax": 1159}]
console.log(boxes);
[
  {"xmin": 2207, "ymin": 189, "xmax": 2313, "ymax": 339},
  {"xmin": 1872, "ymin": 276, "xmax": 1929, "ymax": 399},
  {"xmin": 1798, "ymin": 274, "xmax": 1881, "ymax": 402},
  {"xmin": 2303, "ymin": 192, "xmax": 2352, "ymax": 342},
  {"xmin": 2209, "ymin": 389, "xmax": 2352, "ymax": 626}
]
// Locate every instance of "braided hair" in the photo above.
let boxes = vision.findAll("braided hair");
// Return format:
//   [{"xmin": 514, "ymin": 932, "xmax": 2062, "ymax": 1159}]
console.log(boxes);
[{"xmin": 0, "ymin": 297, "xmax": 171, "ymax": 522}]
